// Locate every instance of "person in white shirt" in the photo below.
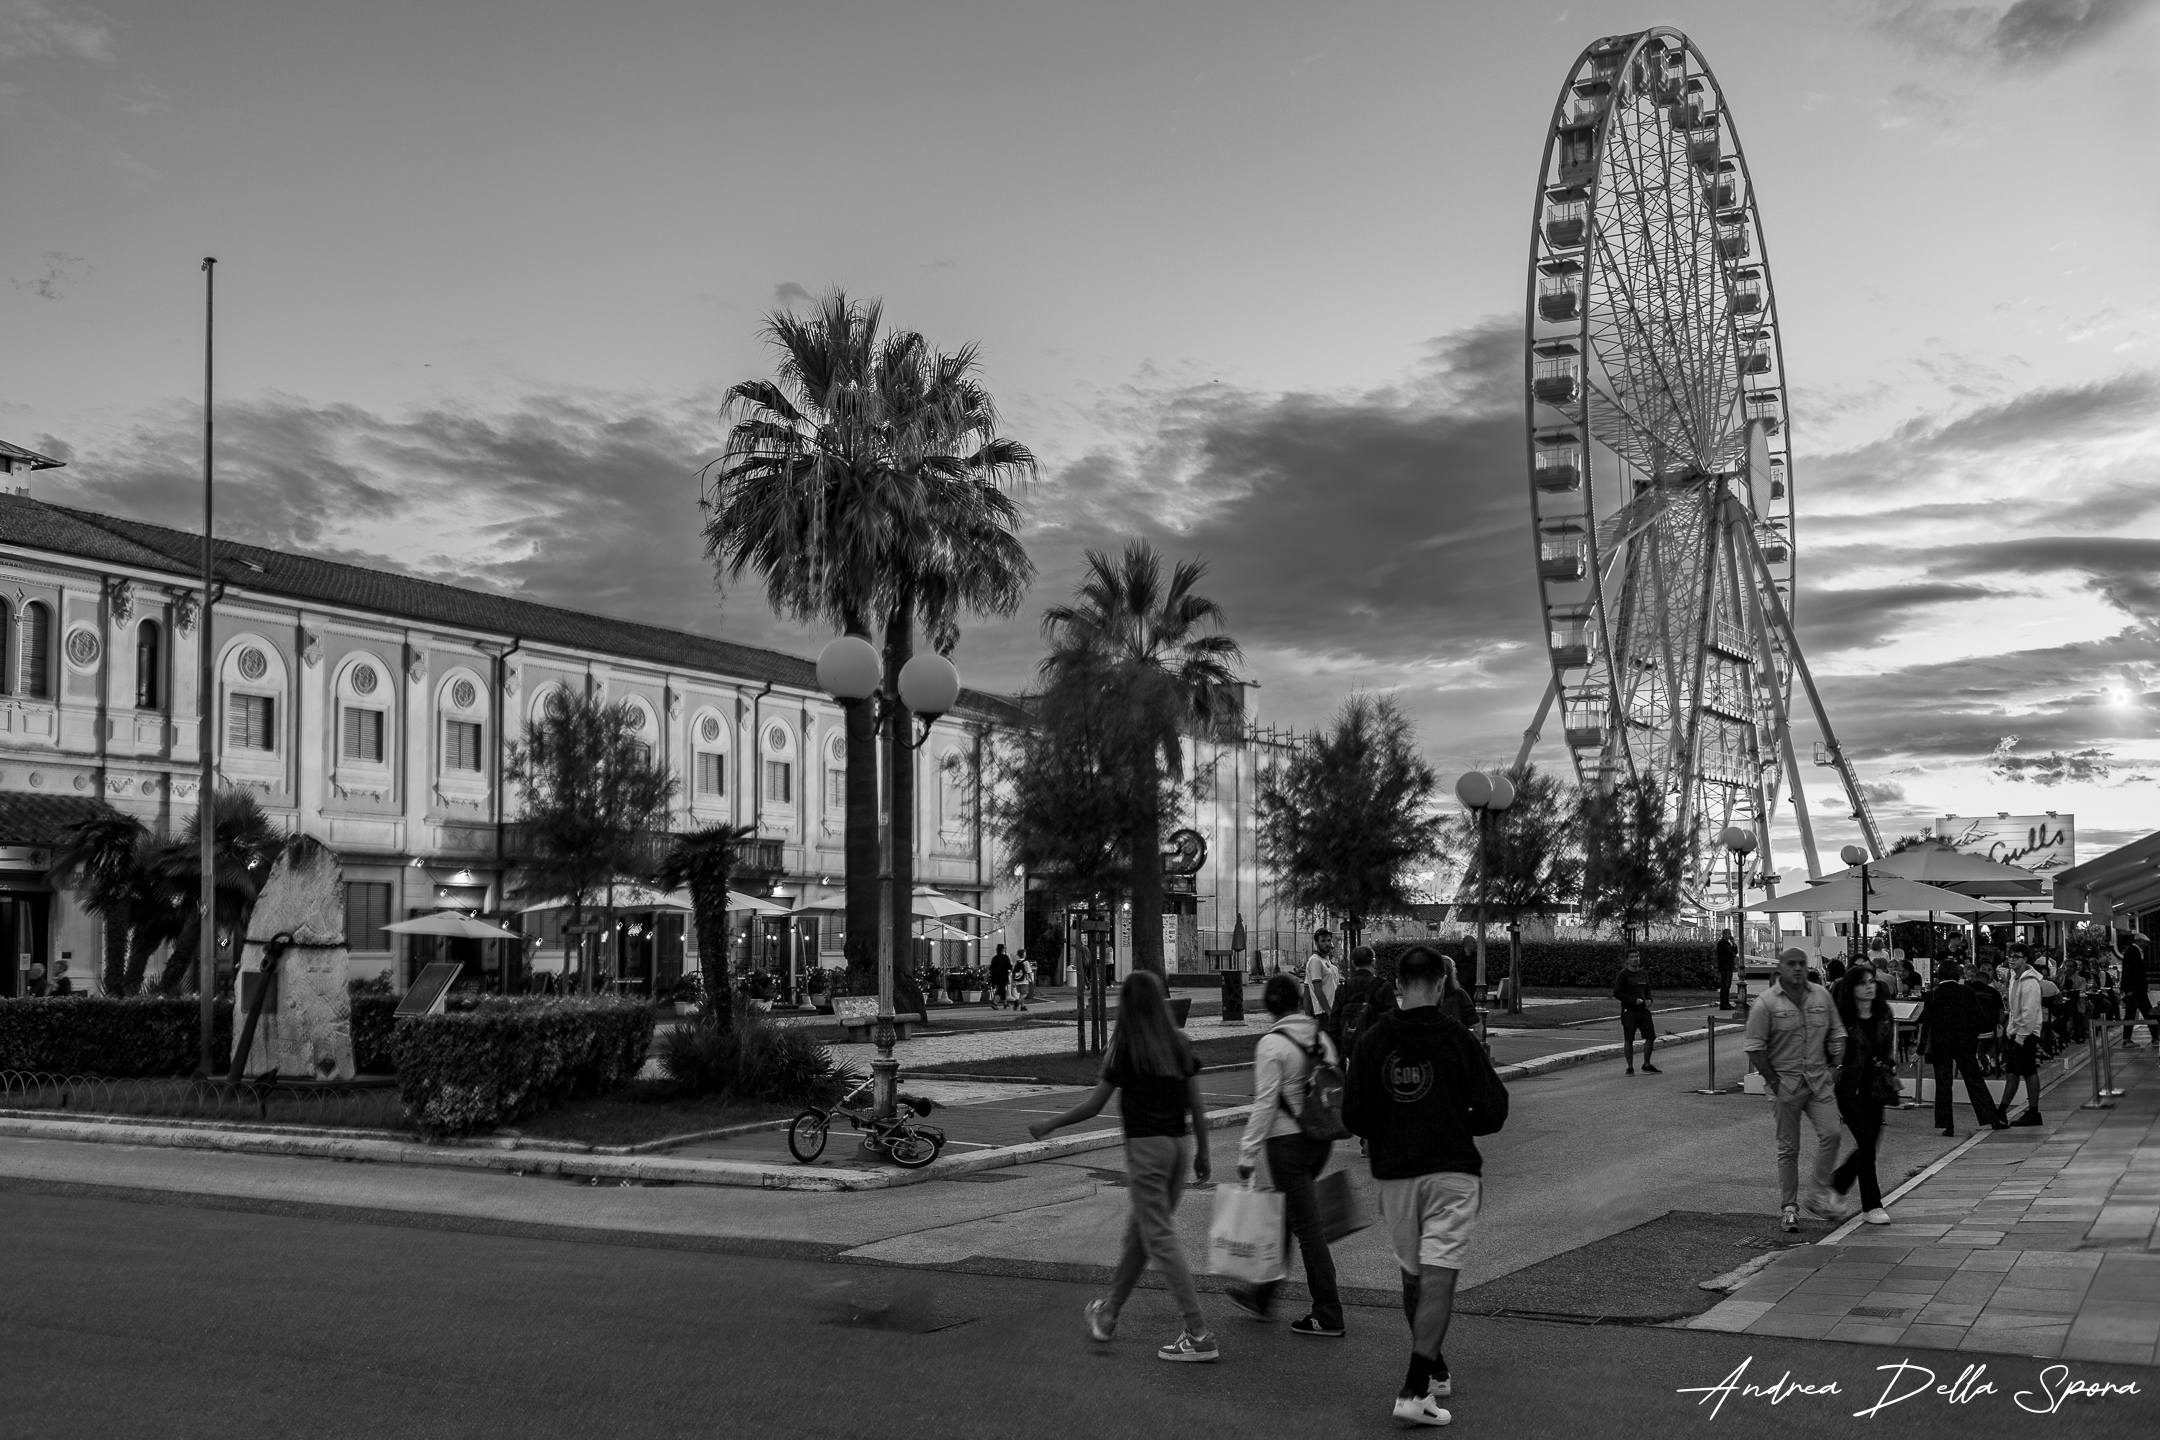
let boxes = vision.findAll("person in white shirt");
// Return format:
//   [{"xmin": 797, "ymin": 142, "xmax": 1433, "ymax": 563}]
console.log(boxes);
[
  {"xmin": 1304, "ymin": 929, "xmax": 1341, "ymax": 1015},
  {"xmin": 1998, "ymin": 949, "xmax": 2046, "ymax": 1126}
]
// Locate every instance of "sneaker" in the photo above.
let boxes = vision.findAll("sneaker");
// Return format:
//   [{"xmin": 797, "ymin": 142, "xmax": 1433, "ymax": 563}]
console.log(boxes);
[
  {"xmin": 1157, "ymin": 1330, "xmax": 1219, "ymax": 1363},
  {"xmin": 1780, "ymin": 1204, "xmax": 1800, "ymax": 1233},
  {"xmin": 1863, "ymin": 1208, "xmax": 1892, "ymax": 1225},
  {"xmin": 1940, "ymin": 1127, "xmax": 1957, "ymax": 1137},
  {"xmin": 1391, "ymin": 1395, "xmax": 1452, "ymax": 1427},
  {"xmin": 1641, "ymin": 1063, "xmax": 1662, "ymax": 1074},
  {"xmin": 1989, "ymin": 1119, "xmax": 2012, "ymax": 1131},
  {"xmin": 2010, "ymin": 1112, "xmax": 2043, "ymax": 1127},
  {"xmin": 1289, "ymin": 1315, "xmax": 1344, "ymax": 1338},
  {"xmin": 1225, "ymin": 1287, "xmax": 1272, "ymax": 1323},
  {"xmin": 1084, "ymin": 1299, "xmax": 1116, "ymax": 1343},
  {"xmin": 1428, "ymin": 1368, "xmax": 1453, "ymax": 1398},
  {"xmin": 1625, "ymin": 1066, "xmax": 1635, "ymax": 1075}
]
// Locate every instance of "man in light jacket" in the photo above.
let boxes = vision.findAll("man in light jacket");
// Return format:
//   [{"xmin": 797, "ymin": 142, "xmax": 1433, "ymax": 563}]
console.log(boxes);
[
  {"xmin": 1744, "ymin": 947, "xmax": 1851, "ymax": 1232},
  {"xmin": 1998, "ymin": 949, "xmax": 2046, "ymax": 1126},
  {"xmin": 1225, "ymin": 973, "xmax": 1344, "ymax": 1338}
]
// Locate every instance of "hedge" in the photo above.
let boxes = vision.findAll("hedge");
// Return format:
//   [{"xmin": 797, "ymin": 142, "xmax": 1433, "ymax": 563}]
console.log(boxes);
[
  {"xmin": 350, "ymin": 994, "xmax": 399, "ymax": 1075},
  {"xmin": 1370, "ymin": 938, "xmax": 1720, "ymax": 990},
  {"xmin": 0, "ymin": 997, "xmax": 233, "ymax": 1078},
  {"xmin": 390, "ymin": 997, "xmax": 656, "ymax": 1138}
]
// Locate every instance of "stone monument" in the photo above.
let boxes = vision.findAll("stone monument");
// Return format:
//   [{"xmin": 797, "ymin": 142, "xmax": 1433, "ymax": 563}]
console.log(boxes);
[{"xmin": 234, "ymin": 835, "xmax": 354, "ymax": 1081}]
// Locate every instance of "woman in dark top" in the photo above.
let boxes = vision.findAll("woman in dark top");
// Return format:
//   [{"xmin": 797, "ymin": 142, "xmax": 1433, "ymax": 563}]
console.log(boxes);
[
  {"xmin": 1831, "ymin": 962, "xmax": 1896, "ymax": 1225},
  {"xmin": 1438, "ymin": 954, "xmax": 1479, "ymax": 1031},
  {"xmin": 1029, "ymin": 969, "xmax": 1217, "ymax": 1362}
]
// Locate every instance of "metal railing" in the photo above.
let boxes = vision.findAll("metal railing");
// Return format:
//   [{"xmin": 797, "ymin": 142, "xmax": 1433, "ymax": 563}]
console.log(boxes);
[{"xmin": 0, "ymin": 1069, "xmax": 407, "ymax": 1132}]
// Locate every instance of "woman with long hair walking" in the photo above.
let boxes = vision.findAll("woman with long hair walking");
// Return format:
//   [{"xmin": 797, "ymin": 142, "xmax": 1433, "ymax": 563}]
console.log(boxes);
[
  {"xmin": 1028, "ymin": 969, "xmax": 1218, "ymax": 1361},
  {"xmin": 1830, "ymin": 962, "xmax": 1896, "ymax": 1226}
]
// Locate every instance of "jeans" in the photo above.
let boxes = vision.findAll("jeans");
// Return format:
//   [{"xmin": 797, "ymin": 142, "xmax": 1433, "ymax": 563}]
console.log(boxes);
[
  {"xmin": 1719, "ymin": 970, "xmax": 1735, "ymax": 1007},
  {"xmin": 1933, "ymin": 1050, "xmax": 2000, "ymax": 1129},
  {"xmin": 1773, "ymin": 1069, "xmax": 1844, "ymax": 1209},
  {"xmin": 2125, "ymin": 986, "xmax": 2157, "ymax": 1045},
  {"xmin": 1108, "ymin": 1135, "xmax": 1206, "ymax": 1333},
  {"xmin": 1832, "ymin": 1094, "xmax": 1884, "ymax": 1211},
  {"xmin": 1227, "ymin": 1133, "xmax": 1342, "ymax": 1328}
]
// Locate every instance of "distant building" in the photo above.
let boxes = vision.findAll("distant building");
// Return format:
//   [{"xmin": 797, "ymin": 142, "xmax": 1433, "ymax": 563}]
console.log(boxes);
[{"xmin": 0, "ymin": 451, "xmax": 1023, "ymax": 998}]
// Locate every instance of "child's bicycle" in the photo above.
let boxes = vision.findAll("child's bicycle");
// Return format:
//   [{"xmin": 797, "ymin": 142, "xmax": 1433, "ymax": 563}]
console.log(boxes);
[{"xmin": 787, "ymin": 1078, "xmax": 945, "ymax": 1169}]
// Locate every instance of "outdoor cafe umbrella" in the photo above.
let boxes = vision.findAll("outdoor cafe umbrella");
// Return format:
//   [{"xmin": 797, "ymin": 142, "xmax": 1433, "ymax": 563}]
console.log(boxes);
[
  {"xmin": 383, "ymin": 912, "xmax": 524, "ymax": 940},
  {"xmin": 911, "ymin": 886, "xmax": 995, "ymax": 922},
  {"xmin": 1817, "ymin": 843, "xmax": 2044, "ymax": 895},
  {"xmin": 1745, "ymin": 874, "xmax": 1994, "ymax": 916}
]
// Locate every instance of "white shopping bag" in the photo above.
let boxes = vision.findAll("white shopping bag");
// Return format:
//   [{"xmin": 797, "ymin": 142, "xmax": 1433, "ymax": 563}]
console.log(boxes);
[{"xmin": 1207, "ymin": 1183, "xmax": 1286, "ymax": 1284}]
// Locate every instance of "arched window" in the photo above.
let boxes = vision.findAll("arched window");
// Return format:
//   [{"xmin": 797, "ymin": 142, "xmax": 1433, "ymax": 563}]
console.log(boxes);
[
  {"xmin": 824, "ymin": 731, "xmax": 847, "ymax": 811},
  {"xmin": 691, "ymin": 708, "xmax": 729, "ymax": 802},
  {"xmin": 0, "ymin": 599, "xmax": 12, "ymax": 696},
  {"xmin": 438, "ymin": 669, "xmax": 487, "ymax": 776},
  {"xmin": 336, "ymin": 654, "xmax": 392, "ymax": 767},
  {"xmin": 623, "ymin": 698, "xmax": 658, "ymax": 768},
  {"xmin": 221, "ymin": 637, "xmax": 288, "ymax": 759},
  {"xmin": 761, "ymin": 722, "xmax": 795, "ymax": 808},
  {"xmin": 135, "ymin": 620, "xmax": 162, "ymax": 710},
  {"xmin": 18, "ymin": 602, "xmax": 50, "ymax": 699}
]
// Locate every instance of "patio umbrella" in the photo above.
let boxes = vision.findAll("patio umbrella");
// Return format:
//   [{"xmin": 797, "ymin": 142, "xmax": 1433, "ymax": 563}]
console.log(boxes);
[
  {"xmin": 383, "ymin": 912, "xmax": 524, "ymax": 940},
  {"xmin": 517, "ymin": 885, "xmax": 693, "ymax": 914},
  {"xmin": 784, "ymin": 885, "xmax": 847, "ymax": 914},
  {"xmin": 1817, "ymin": 842, "xmax": 2044, "ymax": 895},
  {"xmin": 1745, "ymin": 875, "xmax": 1993, "ymax": 915},
  {"xmin": 728, "ymin": 891, "xmax": 792, "ymax": 916},
  {"xmin": 911, "ymin": 886, "xmax": 995, "ymax": 921}
]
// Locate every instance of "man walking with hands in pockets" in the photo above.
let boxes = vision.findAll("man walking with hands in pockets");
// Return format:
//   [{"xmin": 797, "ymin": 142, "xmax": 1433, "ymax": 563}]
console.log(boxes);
[
  {"xmin": 1344, "ymin": 945, "xmax": 1510, "ymax": 1428},
  {"xmin": 1745, "ymin": 947, "xmax": 1852, "ymax": 1233}
]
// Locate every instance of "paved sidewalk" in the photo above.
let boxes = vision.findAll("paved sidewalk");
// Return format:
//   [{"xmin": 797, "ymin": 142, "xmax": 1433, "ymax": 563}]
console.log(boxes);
[{"xmin": 1690, "ymin": 1044, "xmax": 2160, "ymax": 1364}]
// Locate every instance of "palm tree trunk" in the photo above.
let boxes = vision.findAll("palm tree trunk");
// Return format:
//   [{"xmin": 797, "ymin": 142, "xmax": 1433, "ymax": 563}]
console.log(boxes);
[
  {"xmin": 843, "ymin": 685, "xmax": 881, "ymax": 997},
  {"xmin": 102, "ymin": 920, "xmax": 129, "ymax": 998},
  {"xmin": 1131, "ymin": 750, "xmax": 1166, "ymax": 975},
  {"xmin": 885, "ymin": 595, "xmax": 920, "ymax": 1014},
  {"xmin": 694, "ymin": 877, "xmax": 732, "ymax": 1029}
]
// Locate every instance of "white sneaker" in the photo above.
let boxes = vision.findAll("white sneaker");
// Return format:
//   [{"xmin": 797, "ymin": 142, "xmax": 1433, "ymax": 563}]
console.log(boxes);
[
  {"xmin": 1863, "ymin": 1208, "xmax": 1893, "ymax": 1225},
  {"xmin": 1084, "ymin": 1299, "xmax": 1116, "ymax": 1342},
  {"xmin": 1805, "ymin": 1191, "xmax": 1858, "ymax": 1222},
  {"xmin": 1392, "ymin": 1395, "xmax": 1452, "ymax": 1427}
]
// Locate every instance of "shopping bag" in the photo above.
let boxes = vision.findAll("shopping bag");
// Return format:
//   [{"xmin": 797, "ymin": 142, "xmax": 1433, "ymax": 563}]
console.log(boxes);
[
  {"xmin": 1207, "ymin": 1183, "xmax": 1287, "ymax": 1284},
  {"xmin": 1316, "ymin": 1168, "xmax": 1370, "ymax": 1243}
]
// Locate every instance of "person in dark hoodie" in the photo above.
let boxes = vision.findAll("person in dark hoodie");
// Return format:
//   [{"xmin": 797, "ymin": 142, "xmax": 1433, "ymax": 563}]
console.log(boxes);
[{"xmin": 1343, "ymin": 944, "xmax": 1510, "ymax": 1430}]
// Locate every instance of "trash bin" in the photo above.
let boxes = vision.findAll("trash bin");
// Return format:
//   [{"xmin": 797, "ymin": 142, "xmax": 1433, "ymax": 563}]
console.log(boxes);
[
  {"xmin": 1220, "ymin": 970, "xmax": 1244, "ymax": 1023},
  {"xmin": 1170, "ymin": 996, "xmax": 1193, "ymax": 1028}
]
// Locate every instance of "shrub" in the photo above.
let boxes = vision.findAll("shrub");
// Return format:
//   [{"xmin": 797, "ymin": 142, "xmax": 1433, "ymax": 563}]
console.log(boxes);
[
  {"xmin": 658, "ymin": 1014, "xmax": 852, "ymax": 1105},
  {"xmin": 1369, "ymin": 937, "xmax": 1720, "ymax": 990},
  {"xmin": 0, "ymin": 996, "xmax": 232, "ymax": 1077},
  {"xmin": 390, "ymin": 997, "xmax": 656, "ymax": 1139},
  {"xmin": 349, "ymin": 992, "xmax": 399, "ymax": 1075}
]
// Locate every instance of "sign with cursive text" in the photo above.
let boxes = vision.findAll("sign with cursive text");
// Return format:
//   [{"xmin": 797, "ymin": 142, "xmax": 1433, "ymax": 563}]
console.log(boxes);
[{"xmin": 1932, "ymin": 814, "xmax": 2074, "ymax": 876}]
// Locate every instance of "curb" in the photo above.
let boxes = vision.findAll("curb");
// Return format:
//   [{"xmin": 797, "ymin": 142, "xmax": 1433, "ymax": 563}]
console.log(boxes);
[
  {"xmin": 0, "ymin": 1103, "xmax": 1262, "ymax": 1192},
  {"xmin": 1492, "ymin": 1021, "xmax": 1714, "ymax": 1081}
]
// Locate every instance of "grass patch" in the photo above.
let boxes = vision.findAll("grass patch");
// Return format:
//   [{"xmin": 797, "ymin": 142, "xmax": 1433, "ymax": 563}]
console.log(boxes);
[
  {"xmin": 910, "ymin": 1032, "xmax": 1261, "ymax": 1085},
  {"xmin": 502, "ymin": 1080, "xmax": 800, "ymax": 1148},
  {"xmin": 1456, "ymin": 1210, "xmax": 1811, "ymax": 1322}
]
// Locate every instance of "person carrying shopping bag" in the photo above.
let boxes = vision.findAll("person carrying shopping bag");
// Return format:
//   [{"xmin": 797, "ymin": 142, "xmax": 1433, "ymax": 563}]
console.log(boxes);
[
  {"xmin": 1223, "ymin": 974, "xmax": 1347, "ymax": 1337},
  {"xmin": 1027, "ymin": 969, "xmax": 1219, "ymax": 1362}
]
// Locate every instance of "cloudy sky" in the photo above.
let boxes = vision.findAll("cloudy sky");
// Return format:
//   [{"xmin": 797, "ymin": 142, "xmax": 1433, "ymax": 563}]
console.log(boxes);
[{"xmin": 3, "ymin": 0, "xmax": 2156, "ymax": 865}]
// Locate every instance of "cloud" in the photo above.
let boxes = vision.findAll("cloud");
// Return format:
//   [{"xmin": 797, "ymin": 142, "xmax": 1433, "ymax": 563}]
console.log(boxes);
[
  {"xmin": 1862, "ymin": 780, "xmax": 1908, "ymax": 803},
  {"xmin": 1988, "ymin": 735, "xmax": 2117, "ymax": 784},
  {"xmin": 11, "ymin": 251, "xmax": 91, "ymax": 301},
  {"xmin": 1799, "ymin": 581, "xmax": 2000, "ymax": 653},
  {"xmin": 1929, "ymin": 536, "xmax": 2160, "ymax": 631},
  {"xmin": 770, "ymin": 282, "xmax": 815, "ymax": 312},
  {"xmin": 1874, "ymin": 0, "xmax": 2156, "ymax": 69},
  {"xmin": 0, "ymin": 0, "xmax": 109, "ymax": 62}
]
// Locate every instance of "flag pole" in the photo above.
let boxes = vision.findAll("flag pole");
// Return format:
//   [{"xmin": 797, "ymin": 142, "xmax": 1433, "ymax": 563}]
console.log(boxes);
[{"xmin": 196, "ymin": 256, "xmax": 218, "ymax": 1078}]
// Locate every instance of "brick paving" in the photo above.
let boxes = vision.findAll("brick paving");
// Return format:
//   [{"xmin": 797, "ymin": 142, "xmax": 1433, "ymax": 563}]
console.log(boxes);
[{"xmin": 1689, "ymin": 1043, "xmax": 2160, "ymax": 1364}]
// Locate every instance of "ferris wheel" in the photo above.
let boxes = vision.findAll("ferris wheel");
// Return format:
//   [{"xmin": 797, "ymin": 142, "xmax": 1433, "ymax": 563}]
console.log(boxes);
[{"xmin": 1516, "ymin": 27, "xmax": 1881, "ymax": 915}]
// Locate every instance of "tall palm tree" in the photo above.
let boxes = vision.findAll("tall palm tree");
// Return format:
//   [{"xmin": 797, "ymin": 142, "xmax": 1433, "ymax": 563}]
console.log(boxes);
[
  {"xmin": 707, "ymin": 291, "xmax": 1033, "ymax": 996},
  {"xmin": 52, "ymin": 810, "xmax": 154, "ymax": 995},
  {"xmin": 1040, "ymin": 542, "xmax": 1241, "ymax": 974},
  {"xmin": 656, "ymin": 823, "xmax": 757, "ymax": 1029},
  {"xmin": 150, "ymin": 789, "xmax": 288, "ymax": 995}
]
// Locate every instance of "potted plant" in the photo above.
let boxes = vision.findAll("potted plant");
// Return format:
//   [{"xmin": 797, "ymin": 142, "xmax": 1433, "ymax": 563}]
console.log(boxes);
[
  {"xmin": 944, "ymin": 969, "xmax": 966, "ymax": 1005},
  {"xmin": 961, "ymin": 966, "xmax": 989, "ymax": 1004},
  {"xmin": 806, "ymin": 967, "xmax": 835, "ymax": 1013}
]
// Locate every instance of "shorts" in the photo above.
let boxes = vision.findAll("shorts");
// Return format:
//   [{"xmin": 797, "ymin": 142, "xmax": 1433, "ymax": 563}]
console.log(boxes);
[
  {"xmin": 1376, "ymin": 1171, "xmax": 1482, "ymax": 1273},
  {"xmin": 2006, "ymin": 1034, "xmax": 2039, "ymax": 1076},
  {"xmin": 1622, "ymin": 1005, "xmax": 1655, "ymax": 1040}
]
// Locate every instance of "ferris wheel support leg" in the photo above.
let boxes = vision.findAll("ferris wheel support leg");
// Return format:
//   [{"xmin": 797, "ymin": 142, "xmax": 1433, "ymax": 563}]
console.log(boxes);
[
  {"xmin": 1734, "ymin": 511, "xmax": 1823, "ymax": 883},
  {"xmin": 1737, "ymin": 528, "xmax": 1886, "ymax": 860},
  {"xmin": 1515, "ymin": 674, "xmax": 1560, "ymax": 775},
  {"xmin": 1673, "ymin": 498, "xmax": 1723, "ymax": 850}
]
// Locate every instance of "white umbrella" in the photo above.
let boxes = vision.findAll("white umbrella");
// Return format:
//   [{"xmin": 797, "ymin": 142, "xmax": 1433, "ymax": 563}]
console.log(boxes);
[
  {"xmin": 785, "ymin": 885, "xmax": 848, "ymax": 914},
  {"xmin": 517, "ymin": 885, "xmax": 692, "ymax": 914},
  {"xmin": 383, "ymin": 913, "xmax": 524, "ymax": 940},
  {"xmin": 728, "ymin": 891, "xmax": 792, "ymax": 916},
  {"xmin": 912, "ymin": 886, "xmax": 995, "ymax": 921},
  {"xmin": 1745, "ymin": 875, "xmax": 1994, "ymax": 915}
]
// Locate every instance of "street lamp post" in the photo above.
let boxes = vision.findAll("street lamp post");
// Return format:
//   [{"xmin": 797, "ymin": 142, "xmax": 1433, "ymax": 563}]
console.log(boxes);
[
  {"xmin": 1720, "ymin": 826, "xmax": 1757, "ymax": 1011},
  {"xmin": 1841, "ymin": 843, "xmax": 1871, "ymax": 968},
  {"xmin": 817, "ymin": 637, "xmax": 960, "ymax": 1120},
  {"xmin": 1455, "ymin": 771, "xmax": 1516, "ymax": 1027}
]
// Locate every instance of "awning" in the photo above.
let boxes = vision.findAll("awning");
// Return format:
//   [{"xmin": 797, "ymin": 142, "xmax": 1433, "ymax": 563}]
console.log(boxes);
[
  {"xmin": 2053, "ymin": 830, "xmax": 2160, "ymax": 923},
  {"xmin": 0, "ymin": 793, "xmax": 120, "ymax": 849}
]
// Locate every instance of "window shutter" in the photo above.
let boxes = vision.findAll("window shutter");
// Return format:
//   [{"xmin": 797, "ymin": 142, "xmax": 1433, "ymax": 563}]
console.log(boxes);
[
  {"xmin": 229, "ymin": 694, "xmax": 274, "ymax": 750},
  {"xmin": 697, "ymin": 751, "xmax": 725, "ymax": 796},
  {"xmin": 765, "ymin": 760, "xmax": 792, "ymax": 804},
  {"xmin": 342, "ymin": 707, "xmax": 384, "ymax": 761},
  {"xmin": 447, "ymin": 720, "xmax": 482, "ymax": 771},
  {"xmin": 20, "ymin": 604, "xmax": 49, "ymax": 698}
]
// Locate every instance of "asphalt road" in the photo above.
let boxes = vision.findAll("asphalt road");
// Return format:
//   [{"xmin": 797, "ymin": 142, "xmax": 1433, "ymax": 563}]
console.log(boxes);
[{"xmin": 3, "ymin": 1190, "xmax": 2151, "ymax": 1440}]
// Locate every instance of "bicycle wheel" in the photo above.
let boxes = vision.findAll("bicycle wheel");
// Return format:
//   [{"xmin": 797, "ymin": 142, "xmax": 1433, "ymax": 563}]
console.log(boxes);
[
  {"xmin": 787, "ymin": 1111, "xmax": 830, "ymax": 1163},
  {"xmin": 885, "ymin": 1128, "xmax": 941, "ymax": 1170}
]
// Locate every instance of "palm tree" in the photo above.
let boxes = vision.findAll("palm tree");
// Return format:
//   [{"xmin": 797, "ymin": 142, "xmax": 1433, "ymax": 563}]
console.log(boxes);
[
  {"xmin": 52, "ymin": 810, "xmax": 154, "ymax": 995},
  {"xmin": 707, "ymin": 291, "xmax": 1033, "ymax": 995},
  {"xmin": 149, "ymin": 789, "xmax": 288, "ymax": 995},
  {"xmin": 1040, "ymin": 542, "xmax": 1241, "ymax": 974},
  {"xmin": 656, "ymin": 823, "xmax": 757, "ymax": 1029}
]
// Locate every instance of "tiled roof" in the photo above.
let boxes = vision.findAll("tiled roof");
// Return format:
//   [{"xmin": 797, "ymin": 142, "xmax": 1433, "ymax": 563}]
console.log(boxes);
[
  {"xmin": 0, "ymin": 495, "xmax": 1027, "ymax": 726},
  {"xmin": 0, "ymin": 793, "xmax": 116, "ymax": 846},
  {"xmin": 0, "ymin": 441, "xmax": 67, "ymax": 471}
]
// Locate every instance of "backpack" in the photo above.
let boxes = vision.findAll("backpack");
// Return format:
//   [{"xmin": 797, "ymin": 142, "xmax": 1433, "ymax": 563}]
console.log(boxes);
[
  {"xmin": 1333, "ymin": 975, "xmax": 1381, "ymax": 1052},
  {"xmin": 1277, "ymin": 1028, "xmax": 1352, "ymax": 1142}
]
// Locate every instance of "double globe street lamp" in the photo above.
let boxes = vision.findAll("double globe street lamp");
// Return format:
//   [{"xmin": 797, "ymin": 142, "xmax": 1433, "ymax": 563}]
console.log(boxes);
[
  {"xmin": 1720, "ymin": 825, "xmax": 1758, "ymax": 1010},
  {"xmin": 816, "ymin": 637, "xmax": 961, "ymax": 1119},
  {"xmin": 1455, "ymin": 770, "xmax": 1516, "ymax": 1021}
]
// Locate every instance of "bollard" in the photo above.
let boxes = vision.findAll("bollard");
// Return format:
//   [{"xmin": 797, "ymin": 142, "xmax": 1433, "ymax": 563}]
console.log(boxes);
[
  {"xmin": 1705, "ymin": 1013, "xmax": 1716, "ymax": 1090},
  {"xmin": 1220, "ymin": 969, "xmax": 1245, "ymax": 1025},
  {"xmin": 2084, "ymin": 1026, "xmax": 2113, "ymax": 1110}
]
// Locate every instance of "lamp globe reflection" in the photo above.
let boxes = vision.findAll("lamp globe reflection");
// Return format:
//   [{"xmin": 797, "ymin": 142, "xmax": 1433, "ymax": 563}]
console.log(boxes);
[
  {"xmin": 816, "ymin": 636, "xmax": 882, "ymax": 702},
  {"xmin": 1719, "ymin": 826, "xmax": 1757, "ymax": 855},
  {"xmin": 1840, "ymin": 844, "xmax": 1868, "ymax": 867},
  {"xmin": 898, "ymin": 653, "xmax": 961, "ymax": 719}
]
